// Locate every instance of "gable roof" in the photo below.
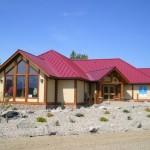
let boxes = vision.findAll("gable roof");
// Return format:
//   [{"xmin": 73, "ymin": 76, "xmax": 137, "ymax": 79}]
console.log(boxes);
[
  {"xmin": 74, "ymin": 59, "xmax": 150, "ymax": 84},
  {"xmin": 1, "ymin": 49, "xmax": 150, "ymax": 83}
]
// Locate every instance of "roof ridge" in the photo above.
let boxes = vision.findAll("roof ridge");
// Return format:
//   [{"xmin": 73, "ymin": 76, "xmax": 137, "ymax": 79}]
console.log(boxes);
[
  {"xmin": 19, "ymin": 49, "xmax": 44, "ymax": 61},
  {"xmin": 86, "ymin": 67, "xmax": 115, "ymax": 73},
  {"xmin": 74, "ymin": 58, "xmax": 120, "ymax": 61},
  {"xmin": 55, "ymin": 52, "xmax": 86, "ymax": 78}
]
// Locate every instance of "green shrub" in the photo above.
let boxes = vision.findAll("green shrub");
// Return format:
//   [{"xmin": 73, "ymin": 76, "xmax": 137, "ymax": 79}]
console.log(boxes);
[
  {"xmin": 60, "ymin": 102, "xmax": 65, "ymax": 110},
  {"xmin": 123, "ymin": 109, "xmax": 130, "ymax": 113},
  {"xmin": 104, "ymin": 111, "xmax": 110, "ymax": 114},
  {"xmin": 127, "ymin": 116, "xmax": 132, "ymax": 120},
  {"xmin": 99, "ymin": 117, "xmax": 109, "ymax": 122},
  {"xmin": 75, "ymin": 113, "xmax": 84, "ymax": 117},
  {"xmin": 22, "ymin": 115, "xmax": 28, "ymax": 118},
  {"xmin": 145, "ymin": 108, "xmax": 150, "ymax": 112},
  {"xmin": 146, "ymin": 114, "xmax": 150, "ymax": 118},
  {"xmin": 12, "ymin": 107, "xmax": 18, "ymax": 110},
  {"xmin": 47, "ymin": 112, "xmax": 54, "ymax": 117},
  {"xmin": 36, "ymin": 117, "xmax": 47, "ymax": 122}
]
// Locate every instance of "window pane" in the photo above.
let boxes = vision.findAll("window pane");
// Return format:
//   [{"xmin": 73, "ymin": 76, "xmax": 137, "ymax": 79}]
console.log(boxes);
[
  {"xmin": 104, "ymin": 86, "xmax": 108, "ymax": 93},
  {"xmin": 110, "ymin": 86, "xmax": 115, "ymax": 93},
  {"xmin": 28, "ymin": 76, "xmax": 38, "ymax": 98},
  {"xmin": 17, "ymin": 61, "xmax": 26, "ymax": 74},
  {"xmin": 5, "ymin": 76, "xmax": 13, "ymax": 96},
  {"xmin": 29, "ymin": 67, "xmax": 38, "ymax": 74},
  {"xmin": 16, "ymin": 76, "xmax": 25, "ymax": 97},
  {"xmin": 6, "ymin": 68, "xmax": 14, "ymax": 75}
]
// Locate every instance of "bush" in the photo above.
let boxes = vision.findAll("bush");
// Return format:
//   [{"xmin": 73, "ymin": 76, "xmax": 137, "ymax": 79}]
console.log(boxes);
[
  {"xmin": 104, "ymin": 111, "xmax": 110, "ymax": 114},
  {"xmin": 47, "ymin": 112, "xmax": 54, "ymax": 117},
  {"xmin": 127, "ymin": 116, "xmax": 132, "ymax": 120},
  {"xmin": 22, "ymin": 114, "xmax": 28, "ymax": 118},
  {"xmin": 99, "ymin": 117, "xmax": 109, "ymax": 122},
  {"xmin": 146, "ymin": 114, "xmax": 150, "ymax": 118},
  {"xmin": 60, "ymin": 102, "xmax": 65, "ymax": 110},
  {"xmin": 37, "ymin": 117, "xmax": 47, "ymax": 122},
  {"xmin": 145, "ymin": 108, "xmax": 150, "ymax": 112},
  {"xmin": 12, "ymin": 107, "xmax": 18, "ymax": 110},
  {"xmin": 123, "ymin": 110, "xmax": 130, "ymax": 113},
  {"xmin": 75, "ymin": 113, "xmax": 84, "ymax": 117}
]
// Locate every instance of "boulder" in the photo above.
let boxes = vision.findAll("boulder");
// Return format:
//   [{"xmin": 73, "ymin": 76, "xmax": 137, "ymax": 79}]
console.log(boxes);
[
  {"xmin": 89, "ymin": 126, "xmax": 99, "ymax": 133},
  {"xmin": 43, "ymin": 125, "xmax": 57, "ymax": 135},
  {"xmin": 17, "ymin": 119, "xmax": 37, "ymax": 128},
  {"xmin": 2, "ymin": 111, "xmax": 19, "ymax": 118}
]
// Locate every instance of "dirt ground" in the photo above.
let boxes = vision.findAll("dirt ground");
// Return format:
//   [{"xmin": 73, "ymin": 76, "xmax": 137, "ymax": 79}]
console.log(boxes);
[{"xmin": 0, "ymin": 131, "xmax": 150, "ymax": 150}]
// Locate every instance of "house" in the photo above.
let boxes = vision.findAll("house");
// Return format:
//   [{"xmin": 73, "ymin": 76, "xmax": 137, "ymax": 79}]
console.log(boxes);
[{"xmin": 0, "ymin": 49, "xmax": 150, "ymax": 109}]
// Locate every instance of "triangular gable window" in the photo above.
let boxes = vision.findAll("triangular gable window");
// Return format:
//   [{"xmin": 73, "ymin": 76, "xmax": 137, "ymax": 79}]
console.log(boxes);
[
  {"xmin": 17, "ymin": 60, "xmax": 26, "ymax": 74},
  {"xmin": 6, "ymin": 68, "xmax": 14, "ymax": 75},
  {"xmin": 29, "ymin": 67, "xmax": 38, "ymax": 74}
]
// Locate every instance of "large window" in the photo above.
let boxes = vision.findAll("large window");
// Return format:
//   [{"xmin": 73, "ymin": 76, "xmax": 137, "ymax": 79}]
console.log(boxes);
[
  {"xmin": 16, "ymin": 76, "xmax": 25, "ymax": 97},
  {"xmin": 5, "ymin": 76, "xmax": 14, "ymax": 96},
  {"xmin": 4, "ymin": 60, "xmax": 39, "ymax": 99}
]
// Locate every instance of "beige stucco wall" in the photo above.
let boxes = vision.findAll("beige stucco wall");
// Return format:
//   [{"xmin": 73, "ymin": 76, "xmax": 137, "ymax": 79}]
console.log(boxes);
[
  {"xmin": 57, "ymin": 80, "xmax": 74, "ymax": 103},
  {"xmin": 85, "ymin": 82, "xmax": 89, "ymax": 99},
  {"xmin": 0, "ymin": 71, "xmax": 4, "ymax": 101},
  {"xmin": 47, "ymin": 79, "xmax": 55, "ymax": 103},
  {"xmin": 133, "ymin": 85, "xmax": 150, "ymax": 99},
  {"xmin": 28, "ymin": 99, "xmax": 38, "ymax": 102},
  {"xmin": 38, "ymin": 72, "xmax": 45, "ymax": 102},
  {"xmin": 124, "ymin": 85, "xmax": 132, "ymax": 99},
  {"xmin": 77, "ymin": 80, "xmax": 84, "ymax": 103}
]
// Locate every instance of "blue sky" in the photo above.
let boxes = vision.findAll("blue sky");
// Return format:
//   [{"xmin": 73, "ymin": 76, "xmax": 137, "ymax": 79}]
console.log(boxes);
[{"xmin": 0, "ymin": 0, "xmax": 150, "ymax": 68}]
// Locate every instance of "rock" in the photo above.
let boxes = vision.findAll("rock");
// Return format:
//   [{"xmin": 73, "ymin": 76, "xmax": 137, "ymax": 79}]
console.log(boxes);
[
  {"xmin": 131, "ymin": 121, "xmax": 142, "ymax": 128},
  {"xmin": 17, "ymin": 119, "xmax": 37, "ymax": 128},
  {"xmin": 137, "ymin": 123, "xmax": 142, "ymax": 128},
  {"xmin": 92, "ymin": 104, "xmax": 99, "ymax": 108},
  {"xmin": 99, "ymin": 105, "xmax": 107, "ymax": 110},
  {"xmin": 89, "ymin": 126, "xmax": 99, "ymax": 133},
  {"xmin": 27, "ymin": 110, "xmax": 34, "ymax": 114},
  {"xmin": 2, "ymin": 111, "xmax": 19, "ymax": 118},
  {"xmin": 43, "ymin": 125, "xmax": 57, "ymax": 135}
]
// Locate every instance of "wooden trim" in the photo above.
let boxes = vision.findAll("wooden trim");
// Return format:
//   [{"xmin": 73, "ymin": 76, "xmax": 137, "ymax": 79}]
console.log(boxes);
[
  {"xmin": 0, "ymin": 101, "xmax": 47, "ymax": 105},
  {"xmin": 13, "ymin": 60, "xmax": 17, "ymax": 102},
  {"xmin": 74, "ymin": 80, "xmax": 77, "ymax": 106},
  {"xmin": 25, "ymin": 60, "xmax": 29, "ymax": 102},
  {"xmin": 55, "ymin": 80, "xmax": 57, "ymax": 104}
]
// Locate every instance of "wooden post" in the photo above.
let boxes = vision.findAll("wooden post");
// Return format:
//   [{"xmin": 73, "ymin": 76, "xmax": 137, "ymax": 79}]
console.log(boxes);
[
  {"xmin": 132, "ymin": 85, "xmax": 134, "ymax": 99},
  {"xmin": 120, "ymin": 83, "xmax": 124, "ymax": 100}
]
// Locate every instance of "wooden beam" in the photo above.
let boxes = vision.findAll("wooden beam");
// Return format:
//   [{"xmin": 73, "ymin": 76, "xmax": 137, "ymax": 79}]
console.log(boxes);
[
  {"xmin": 13, "ymin": 60, "xmax": 17, "ymax": 102},
  {"xmin": 25, "ymin": 60, "xmax": 29, "ymax": 102},
  {"xmin": 121, "ymin": 83, "xmax": 124, "ymax": 100},
  {"xmin": 132, "ymin": 84, "xmax": 134, "ymax": 99}
]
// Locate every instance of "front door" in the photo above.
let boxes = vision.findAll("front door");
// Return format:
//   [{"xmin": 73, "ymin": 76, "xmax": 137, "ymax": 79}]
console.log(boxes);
[{"xmin": 103, "ymin": 85, "xmax": 115, "ymax": 100}]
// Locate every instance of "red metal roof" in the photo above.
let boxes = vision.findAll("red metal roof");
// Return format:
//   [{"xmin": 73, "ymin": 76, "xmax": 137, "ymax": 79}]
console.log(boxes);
[
  {"xmin": 1, "ymin": 49, "xmax": 150, "ymax": 83},
  {"xmin": 87, "ymin": 67, "xmax": 114, "ymax": 81},
  {"xmin": 74, "ymin": 59, "xmax": 150, "ymax": 83},
  {"xmin": 139, "ymin": 68, "xmax": 150, "ymax": 78},
  {"xmin": 38, "ymin": 50, "xmax": 88, "ymax": 79}
]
